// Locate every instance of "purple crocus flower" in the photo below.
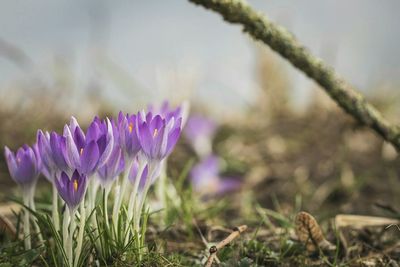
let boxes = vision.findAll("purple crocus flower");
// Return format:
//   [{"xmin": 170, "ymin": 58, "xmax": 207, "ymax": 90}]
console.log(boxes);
[
  {"xmin": 137, "ymin": 112, "xmax": 182, "ymax": 162},
  {"xmin": 4, "ymin": 144, "xmax": 41, "ymax": 190},
  {"xmin": 184, "ymin": 115, "xmax": 217, "ymax": 157},
  {"xmin": 117, "ymin": 112, "xmax": 141, "ymax": 159},
  {"xmin": 63, "ymin": 116, "xmax": 114, "ymax": 176},
  {"xmin": 190, "ymin": 155, "xmax": 240, "ymax": 197},
  {"xmin": 97, "ymin": 146, "xmax": 125, "ymax": 188},
  {"xmin": 55, "ymin": 170, "xmax": 87, "ymax": 211}
]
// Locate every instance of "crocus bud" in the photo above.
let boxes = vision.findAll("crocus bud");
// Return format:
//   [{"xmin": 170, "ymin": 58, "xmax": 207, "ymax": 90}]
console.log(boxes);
[{"xmin": 4, "ymin": 144, "xmax": 40, "ymax": 190}]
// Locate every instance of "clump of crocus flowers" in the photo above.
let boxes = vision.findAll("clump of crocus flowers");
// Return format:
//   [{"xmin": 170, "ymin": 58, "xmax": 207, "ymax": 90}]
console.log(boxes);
[{"xmin": 4, "ymin": 102, "xmax": 185, "ymax": 267}]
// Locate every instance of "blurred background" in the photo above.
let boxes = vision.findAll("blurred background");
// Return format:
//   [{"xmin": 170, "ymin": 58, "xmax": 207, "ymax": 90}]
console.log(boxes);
[{"xmin": 1, "ymin": 0, "xmax": 400, "ymax": 218}]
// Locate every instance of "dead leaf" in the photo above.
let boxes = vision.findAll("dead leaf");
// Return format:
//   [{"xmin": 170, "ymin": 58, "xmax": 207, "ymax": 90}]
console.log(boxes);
[{"xmin": 295, "ymin": 211, "xmax": 336, "ymax": 253}]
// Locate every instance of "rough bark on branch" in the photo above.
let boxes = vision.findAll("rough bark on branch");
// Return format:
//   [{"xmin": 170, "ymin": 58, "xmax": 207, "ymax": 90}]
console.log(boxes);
[{"xmin": 188, "ymin": 0, "xmax": 400, "ymax": 151}]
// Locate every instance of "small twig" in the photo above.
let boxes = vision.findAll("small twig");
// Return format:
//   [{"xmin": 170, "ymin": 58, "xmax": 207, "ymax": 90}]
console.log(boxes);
[
  {"xmin": 205, "ymin": 246, "xmax": 218, "ymax": 267},
  {"xmin": 204, "ymin": 225, "xmax": 247, "ymax": 267},
  {"xmin": 193, "ymin": 219, "xmax": 210, "ymax": 248},
  {"xmin": 188, "ymin": 0, "xmax": 400, "ymax": 152}
]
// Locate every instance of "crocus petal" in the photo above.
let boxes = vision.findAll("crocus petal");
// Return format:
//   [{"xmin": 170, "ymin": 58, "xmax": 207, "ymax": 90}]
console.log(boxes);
[
  {"xmin": 165, "ymin": 127, "xmax": 181, "ymax": 156},
  {"xmin": 4, "ymin": 146, "xmax": 18, "ymax": 181},
  {"xmin": 55, "ymin": 170, "xmax": 86, "ymax": 210},
  {"xmin": 50, "ymin": 132, "xmax": 68, "ymax": 171},
  {"xmin": 80, "ymin": 141, "xmax": 100, "ymax": 175},
  {"xmin": 75, "ymin": 173, "xmax": 87, "ymax": 207},
  {"xmin": 73, "ymin": 127, "xmax": 86, "ymax": 151},
  {"xmin": 69, "ymin": 171, "xmax": 78, "ymax": 203},
  {"xmin": 151, "ymin": 125, "xmax": 166, "ymax": 159},
  {"xmin": 179, "ymin": 100, "xmax": 190, "ymax": 126},
  {"xmin": 138, "ymin": 122, "xmax": 153, "ymax": 157},
  {"xmin": 15, "ymin": 150, "xmax": 36, "ymax": 184},
  {"xmin": 97, "ymin": 146, "xmax": 124, "ymax": 187},
  {"xmin": 6, "ymin": 145, "xmax": 39, "ymax": 186},
  {"xmin": 69, "ymin": 116, "xmax": 80, "ymax": 134},
  {"xmin": 55, "ymin": 172, "xmax": 70, "ymax": 204},
  {"xmin": 117, "ymin": 112, "xmax": 126, "ymax": 144},
  {"xmin": 97, "ymin": 118, "xmax": 114, "ymax": 167},
  {"xmin": 86, "ymin": 120, "xmax": 100, "ymax": 142},
  {"xmin": 37, "ymin": 130, "xmax": 54, "ymax": 181},
  {"xmin": 149, "ymin": 115, "xmax": 163, "ymax": 134},
  {"xmin": 63, "ymin": 126, "xmax": 81, "ymax": 169}
]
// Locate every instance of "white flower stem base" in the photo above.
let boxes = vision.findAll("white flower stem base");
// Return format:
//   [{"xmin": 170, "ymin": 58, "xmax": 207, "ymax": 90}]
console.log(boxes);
[
  {"xmin": 22, "ymin": 193, "xmax": 31, "ymax": 250},
  {"xmin": 74, "ymin": 203, "xmax": 86, "ymax": 267},
  {"xmin": 52, "ymin": 183, "xmax": 60, "ymax": 232}
]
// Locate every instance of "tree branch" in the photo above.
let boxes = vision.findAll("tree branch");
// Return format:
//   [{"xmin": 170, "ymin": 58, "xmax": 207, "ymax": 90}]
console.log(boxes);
[{"xmin": 188, "ymin": 0, "xmax": 400, "ymax": 151}]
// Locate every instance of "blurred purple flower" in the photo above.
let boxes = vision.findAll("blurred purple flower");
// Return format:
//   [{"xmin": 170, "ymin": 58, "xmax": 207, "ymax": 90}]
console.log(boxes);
[
  {"xmin": 137, "ymin": 112, "xmax": 182, "ymax": 162},
  {"xmin": 55, "ymin": 170, "xmax": 87, "ymax": 211},
  {"xmin": 184, "ymin": 115, "xmax": 217, "ymax": 157},
  {"xmin": 117, "ymin": 112, "xmax": 141, "ymax": 160},
  {"xmin": 97, "ymin": 146, "xmax": 124, "ymax": 188},
  {"xmin": 63, "ymin": 116, "xmax": 114, "ymax": 176},
  {"xmin": 190, "ymin": 155, "xmax": 240, "ymax": 197},
  {"xmin": 4, "ymin": 144, "xmax": 40, "ymax": 189}
]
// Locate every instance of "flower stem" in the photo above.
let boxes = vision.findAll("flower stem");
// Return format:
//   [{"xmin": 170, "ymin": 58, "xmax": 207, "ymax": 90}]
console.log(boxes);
[
  {"xmin": 68, "ymin": 209, "xmax": 76, "ymax": 267},
  {"xmin": 29, "ymin": 191, "xmax": 43, "ymax": 243},
  {"xmin": 74, "ymin": 203, "xmax": 85, "ymax": 267},
  {"xmin": 52, "ymin": 183, "xmax": 60, "ymax": 232},
  {"xmin": 22, "ymin": 193, "xmax": 31, "ymax": 250},
  {"xmin": 87, "ymin": 177, "xmax": 99, "ymax": 219},
  {"xmin": 104, "ymin": 186, "xmax": 110, "ymax": 229},
  {"xmin": 62, "ymin": 209, "xmax": 70, "ymax": 266},
  {"xmin": 111, "ymin": 181, "xmax": 120, "ymax": 233},
  {"xmin": 112, "ymin": 159, "xmax": 134, "ymax": 231},
  {"xmin": 134, "ymin": 182, "xmax": 151, "ymax": 234},
  {"xmin": 125, "ymin": 160, "xmax": 145, "ymax": 245},
  {"xmin": 155, "ymin": 160, "xmax": 167, "ymax": 224},
  {"xmin": 134, "ymin": 163, "xmax": 157, "ymax": 241}
]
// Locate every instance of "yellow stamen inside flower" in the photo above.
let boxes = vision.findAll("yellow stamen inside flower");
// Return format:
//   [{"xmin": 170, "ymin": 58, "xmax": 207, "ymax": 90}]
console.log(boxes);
[
  {"xmin": 153, "ymin": 129, "xmax": 158, "ymax": 137},
  {"xmin": 128, "ymin": 123, "xmax": 133, "ymax": 133},
  {"xmin": 80, "ymin": 148, "xmax": 84, "ymax": 155},
  {"xmin": 73, "ymin": 179, "xmax": 78, "ymax": 192}
]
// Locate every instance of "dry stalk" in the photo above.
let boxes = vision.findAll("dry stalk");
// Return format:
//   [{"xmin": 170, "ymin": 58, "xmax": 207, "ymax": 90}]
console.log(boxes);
[{"xmin": 204, "ymin": 225, "xmax": 247, "ymax": 267}]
